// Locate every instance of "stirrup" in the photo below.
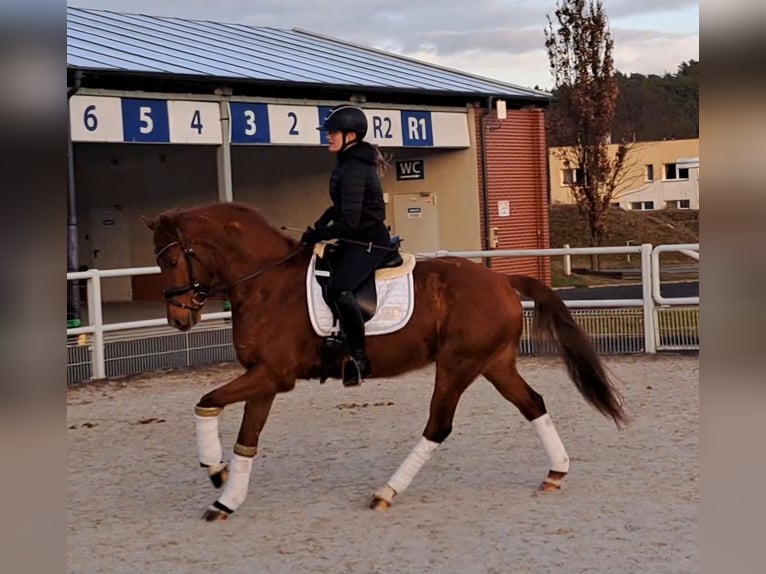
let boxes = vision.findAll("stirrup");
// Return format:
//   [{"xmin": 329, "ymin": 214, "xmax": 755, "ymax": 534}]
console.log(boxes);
[{"xmin": 343, "ymin": 356, "xmax": 370, "ymax": 386}]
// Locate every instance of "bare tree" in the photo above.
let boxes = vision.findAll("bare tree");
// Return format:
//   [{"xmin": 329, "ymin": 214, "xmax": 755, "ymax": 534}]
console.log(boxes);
[{"xmin": 545, "ymin": 0, "xmax": 632, "ymax": 268}]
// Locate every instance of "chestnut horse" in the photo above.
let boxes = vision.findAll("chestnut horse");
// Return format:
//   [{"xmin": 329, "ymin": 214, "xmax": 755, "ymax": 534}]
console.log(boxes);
[{"xmin": 143, "ymin": 201, "xmax": 627, "ymax": 522}]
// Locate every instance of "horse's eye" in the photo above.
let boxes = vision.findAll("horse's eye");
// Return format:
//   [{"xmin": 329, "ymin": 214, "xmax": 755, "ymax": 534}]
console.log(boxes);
[{"xmin": 158, "ymin": 254, "xmax": 178, "ymax": 269}]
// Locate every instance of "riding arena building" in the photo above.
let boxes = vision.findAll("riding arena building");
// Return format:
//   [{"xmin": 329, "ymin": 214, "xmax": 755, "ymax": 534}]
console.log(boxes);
[{"xmin": 66, "ymin": 7, "xmax": 554, "ymax": 381}]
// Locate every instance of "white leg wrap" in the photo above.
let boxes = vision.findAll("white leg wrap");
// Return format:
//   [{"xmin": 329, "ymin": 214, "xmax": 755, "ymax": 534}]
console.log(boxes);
[
  {"xmin": 217, "ymin": 453, "xmax": 254, "ymax": 512},
  {"xmin": 532, "ymin": 413, "xmax": 570, "ymax": 473},
  {"xmin": 386, "ymin": 436, "xmax": 440, "ymax": 494},
  {"xmin": 194, "ymin": 413, "xmax": 224, "ymax": 471}
]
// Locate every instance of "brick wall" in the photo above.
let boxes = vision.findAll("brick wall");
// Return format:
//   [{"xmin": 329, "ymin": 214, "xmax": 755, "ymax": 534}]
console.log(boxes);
[{"xmin": 475, "ymin": 108, "xmax": 551, "ymax": 283}]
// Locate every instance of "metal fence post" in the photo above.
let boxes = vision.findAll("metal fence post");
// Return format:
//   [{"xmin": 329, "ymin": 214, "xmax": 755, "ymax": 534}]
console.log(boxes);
[
  {"xmin": 89, "ymin": 270, "xmax": 106, "ymax": 378},
  {"xmin": 641, "ymin": 244, "xmax": 657, "ymax": 353},
  {"xmin": 563, "ymin": 244, "xmax": 571, "ymax": 276}
]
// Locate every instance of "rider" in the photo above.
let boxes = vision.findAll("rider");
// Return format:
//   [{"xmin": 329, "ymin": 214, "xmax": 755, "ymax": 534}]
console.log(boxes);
[{"xmin": 301, "ymin": 104, "xmax": 393, "ymax": 386}]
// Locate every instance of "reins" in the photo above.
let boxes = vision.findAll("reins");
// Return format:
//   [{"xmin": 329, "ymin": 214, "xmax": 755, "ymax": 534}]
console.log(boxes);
[
  {"xmin": 280, "ymin": 225, "xmax": 401, "ymax": 253},
  {"xmin": 156, "ymin": 230, "xmax": 305, "ymax": 311},
  {"xmin": 219, "ymin": 247, "xmax": 306, "ymax": 291}
]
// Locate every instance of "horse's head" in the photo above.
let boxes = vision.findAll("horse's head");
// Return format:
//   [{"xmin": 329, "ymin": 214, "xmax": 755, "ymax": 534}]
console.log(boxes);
[{"xmin": 142, "ymin": 212, "xmax": 216, "ymax": 331}]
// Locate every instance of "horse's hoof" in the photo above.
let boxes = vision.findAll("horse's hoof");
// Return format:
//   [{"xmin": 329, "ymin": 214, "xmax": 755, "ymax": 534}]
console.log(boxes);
[
  {"xmin": 209, "ymin": 466, "xmax": 229, "ymax": 489},
  {"xmin": 370, "ymin": 484, "xmax": 396, "ymax": 510},
  {"xmin": 370, "ymin": 496, "xmax": 391, "ymax": 511},
  {"xmin": 538, "ymin": 471, "xmax": 566, "ymax": 492},
  {"xmin": 538, "ymin": 479, "xmax": 562, "ymax": 492},
  {"xmin": 202, "ymin": 507, "xmax": 230, "ymax": 522}
]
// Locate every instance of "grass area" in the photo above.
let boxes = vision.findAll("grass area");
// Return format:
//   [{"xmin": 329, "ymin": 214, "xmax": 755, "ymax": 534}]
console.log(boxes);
[{"xmin": 548, "ymin": 205, "xmax": 699, "ymax": 287}]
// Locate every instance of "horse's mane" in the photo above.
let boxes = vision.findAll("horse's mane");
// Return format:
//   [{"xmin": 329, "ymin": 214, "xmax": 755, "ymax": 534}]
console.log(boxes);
[{"xmin": 155, "ymin": 201, "xmax": 290, "ymax": 242}]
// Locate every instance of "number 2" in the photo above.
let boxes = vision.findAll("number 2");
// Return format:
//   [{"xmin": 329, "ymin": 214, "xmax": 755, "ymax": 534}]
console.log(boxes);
[{"xmin": 287, "ymin": 111, "xmax": 299, "ymax": 135}]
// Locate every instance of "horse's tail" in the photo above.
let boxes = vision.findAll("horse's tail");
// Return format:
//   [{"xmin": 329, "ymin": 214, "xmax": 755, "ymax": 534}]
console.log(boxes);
[{"xmin": 508, "ymin": 275, "xmax": 629, "ymax": 429}]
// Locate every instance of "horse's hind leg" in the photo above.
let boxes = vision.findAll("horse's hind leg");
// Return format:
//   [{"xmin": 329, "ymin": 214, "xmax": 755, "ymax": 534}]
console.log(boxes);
[
  {"xmin": 371, "ymin": 360, "xmax": 479, "ymax": 510},
  {"xmin": 483, "ymin": 352, "xmax": 570, "ymax": 491}
]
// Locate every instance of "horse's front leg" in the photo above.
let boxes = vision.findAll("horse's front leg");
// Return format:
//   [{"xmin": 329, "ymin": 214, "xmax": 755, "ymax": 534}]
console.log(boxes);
[{"xmin": 192, "ymin": 367, "xmax": 280, "ymax": 521}]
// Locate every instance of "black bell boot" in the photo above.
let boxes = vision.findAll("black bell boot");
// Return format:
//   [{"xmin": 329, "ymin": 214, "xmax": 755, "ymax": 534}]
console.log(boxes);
[{"xmin": 334, "ymin": 290, "xmax": 372, "ymax": 386}]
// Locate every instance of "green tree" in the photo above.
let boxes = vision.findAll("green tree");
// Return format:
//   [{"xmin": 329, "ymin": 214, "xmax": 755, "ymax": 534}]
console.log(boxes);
[{"xmin": 545, "ymin": 0, "xmax": 633, "ymax": 268}]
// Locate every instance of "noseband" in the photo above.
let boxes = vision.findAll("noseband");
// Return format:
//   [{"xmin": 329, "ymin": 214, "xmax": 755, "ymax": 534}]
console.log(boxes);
[
  {"xmin": 155, "ymin": 239, "xmax": 212, "ymax": 311},
  {"xmin": 155, "ymin": 232, "xmax": 305, "ymax": 312}
]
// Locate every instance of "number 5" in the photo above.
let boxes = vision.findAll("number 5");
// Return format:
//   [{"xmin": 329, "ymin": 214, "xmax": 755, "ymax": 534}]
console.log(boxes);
[{"xmin": 139, "ymin": 106, "xmax": 154, "ymax": 134}]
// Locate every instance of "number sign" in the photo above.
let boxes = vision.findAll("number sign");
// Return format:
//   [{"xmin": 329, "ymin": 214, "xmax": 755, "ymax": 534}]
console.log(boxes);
[
  {"xmin": 69, "ymin": 96, "xmax": 123, "ymax": 142},
  {"xmin": 168, "ymin": 101, "xmax": 222, "ymax": 144},
  {"xmin": 230, "ymin": 102, "xmax": 270, "ymax": 144},
  {"xmin": 268, "ymin": 105, "xmax": 322, "ymax": 144},
  {"xmin": 121, "ymin": 98, "xmax": 170, "ymax": 143},
  {"xmin": 365, "ymin": 109, "xmax": 403, "ymax": 147},
  {"xmin": 401, "ymin": 111, "xmax": 433, "ymax": 147},
  {"xmin": 68, "ymin": 96, "xmax": 469, "ymax": 148}
]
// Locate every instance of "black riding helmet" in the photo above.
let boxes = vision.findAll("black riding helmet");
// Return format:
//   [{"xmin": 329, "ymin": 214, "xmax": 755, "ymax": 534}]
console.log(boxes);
[{"xmin": 317, "ymin": 105, "xmax": 368, "ymax": 139}]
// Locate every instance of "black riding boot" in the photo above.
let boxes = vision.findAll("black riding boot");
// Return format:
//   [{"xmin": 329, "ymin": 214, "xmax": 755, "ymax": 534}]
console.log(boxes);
[{"xmin": 334, "ymin": 290, "xmax": 372, "ymax": 386}]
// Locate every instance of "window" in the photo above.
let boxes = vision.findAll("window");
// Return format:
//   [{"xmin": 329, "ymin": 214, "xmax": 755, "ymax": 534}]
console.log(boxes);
[
  {"xmin": 630, "ymin": 201, "xmax": 655, "ymax": 211},
  {"xmin": 561, "ymin": 167, "xmax": 585, "ymax": 186},
  {"xmin": 645, "ymin": 164, "xmax": 654, "ymax": 182},
  {"xmin": 667, "ymin": 199, "xmax": 691, "ymax": 209},
  {"xmin": 664, "ymin": 163, "xmax": 690, "ymax": 180}
]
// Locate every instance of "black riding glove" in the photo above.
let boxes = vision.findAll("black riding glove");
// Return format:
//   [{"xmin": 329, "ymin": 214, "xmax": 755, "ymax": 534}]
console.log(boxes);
[{"xmin": 300, "ymin": 226, "xmax": 322, "ymax": 245}]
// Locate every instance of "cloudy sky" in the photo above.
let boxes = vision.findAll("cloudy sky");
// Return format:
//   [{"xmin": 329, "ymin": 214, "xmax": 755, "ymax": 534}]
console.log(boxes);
[{"xmin": 67, "ymin": 0, "xmax": 698, "ymax": 90}]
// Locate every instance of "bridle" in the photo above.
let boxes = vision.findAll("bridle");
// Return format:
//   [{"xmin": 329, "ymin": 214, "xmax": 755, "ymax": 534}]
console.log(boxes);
[{"xmin": 155, "ymin": 230, "xmax": 305, "ymax": 312}]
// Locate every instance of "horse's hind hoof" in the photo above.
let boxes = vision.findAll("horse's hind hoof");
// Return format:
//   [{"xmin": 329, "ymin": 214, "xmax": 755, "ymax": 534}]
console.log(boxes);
[
  {"xmin": 202, "ymin": 507, "xmax": 230, "ymax": 522},
  {"xmin": 538, "ymin": 479, "xmax": 562, "ymax": 492},
  {"xmin": 538, "ymin": 471, "xmax": 566, "ymax": 492},
  {"xmin": 370, "ymin": 496, "xmax": 391, "ymax": 511},
  {"xmin": 370, "ymin": 484, "xmax": 396, "ymax": 510}
]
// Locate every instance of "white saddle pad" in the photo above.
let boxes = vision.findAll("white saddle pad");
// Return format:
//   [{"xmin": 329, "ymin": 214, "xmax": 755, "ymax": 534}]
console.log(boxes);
[{"xmin": 306, "ymin": 253, "xmax": 416, "ymax": 337}]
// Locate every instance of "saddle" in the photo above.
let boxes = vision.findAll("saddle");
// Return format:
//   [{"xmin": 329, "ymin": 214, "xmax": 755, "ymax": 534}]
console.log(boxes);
[
  {"xmin": 313, "ymin": 237, "xmax": 404, "ymax": 320},
  {"xmin": 307, "ymin": 237, "xmax": 416, "ymax": 382}
]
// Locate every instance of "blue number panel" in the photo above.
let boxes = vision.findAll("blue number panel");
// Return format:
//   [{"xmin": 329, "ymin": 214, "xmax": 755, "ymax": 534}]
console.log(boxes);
[
  {"xmin": 121, "ymin": 99, "xmax": 170, "ymax": 142},
  {"xmin": 401, "ymin": 111, "xmax": 433, "ymax": 147},
  {"xmin": 230, "ymin": 103, "xmax": 271, "ymax": 144}
]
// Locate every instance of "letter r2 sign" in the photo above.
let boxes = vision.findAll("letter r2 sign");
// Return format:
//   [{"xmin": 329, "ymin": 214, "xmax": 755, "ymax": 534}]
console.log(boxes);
[{"xmin": 396, "ymin": 159, "xmax": 425, "ymax": 181}]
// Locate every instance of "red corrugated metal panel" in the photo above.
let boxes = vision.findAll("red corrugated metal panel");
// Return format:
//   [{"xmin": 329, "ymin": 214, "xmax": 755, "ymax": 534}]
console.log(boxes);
[{"xmin": 475, "ymin": 109, "xmax": 551, "ymax": 283}]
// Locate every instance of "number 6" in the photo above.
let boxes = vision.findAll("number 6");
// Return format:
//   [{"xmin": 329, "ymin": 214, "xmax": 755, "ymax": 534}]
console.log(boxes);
[{"xmin": 83, "ymin": 105, "xmax": 98, "ymax": 132}]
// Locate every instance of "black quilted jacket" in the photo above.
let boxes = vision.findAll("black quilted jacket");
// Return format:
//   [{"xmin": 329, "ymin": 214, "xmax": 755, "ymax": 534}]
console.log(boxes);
[{"xmin": 314, "ymin": 142, "xmax": 388, "ymax": 243}]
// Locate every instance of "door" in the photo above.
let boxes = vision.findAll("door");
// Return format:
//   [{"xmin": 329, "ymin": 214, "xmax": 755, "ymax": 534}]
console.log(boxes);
[
  {"xmin": 90, "ymin": 207, "xmax": 132, "ymax": 301},
  {"xmin": 392, "ymin": 192, "xmax": 440, "ymax": 253}
]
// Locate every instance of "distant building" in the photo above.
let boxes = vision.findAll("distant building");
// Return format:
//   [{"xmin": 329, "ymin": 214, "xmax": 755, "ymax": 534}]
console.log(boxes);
[{"xmin": 548, "ymin": 138, "xmax": 700, "ymax": 211}]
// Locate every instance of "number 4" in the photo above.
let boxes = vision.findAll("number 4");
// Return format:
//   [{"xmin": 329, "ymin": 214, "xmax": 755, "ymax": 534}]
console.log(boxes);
[{"xmin": 190, "ymin": 109, "xmax": 203, "ymax": 134}]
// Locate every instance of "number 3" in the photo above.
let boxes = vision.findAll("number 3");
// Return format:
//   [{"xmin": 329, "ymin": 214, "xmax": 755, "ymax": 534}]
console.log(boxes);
[{"xmin": 244, "ymin": 110, "xmax": 257, "ymax": 135}]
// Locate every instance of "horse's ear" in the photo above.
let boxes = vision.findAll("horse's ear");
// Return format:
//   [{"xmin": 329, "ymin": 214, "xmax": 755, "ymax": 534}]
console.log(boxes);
[{"xmin": 140, "ymin": 215, "xmax": 156, "ymax": 231}]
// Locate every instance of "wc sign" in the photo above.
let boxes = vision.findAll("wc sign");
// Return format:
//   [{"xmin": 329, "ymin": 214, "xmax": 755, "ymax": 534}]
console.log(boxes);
[{"xmin": 395, "ymin": 159, "xmax": 425, "ymax": 181}]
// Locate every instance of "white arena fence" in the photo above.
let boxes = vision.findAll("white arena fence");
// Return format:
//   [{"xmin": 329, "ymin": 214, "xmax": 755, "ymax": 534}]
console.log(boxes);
[{"xmin": 66, "ymin": 244, "xmax": 698, "ymax": 384}]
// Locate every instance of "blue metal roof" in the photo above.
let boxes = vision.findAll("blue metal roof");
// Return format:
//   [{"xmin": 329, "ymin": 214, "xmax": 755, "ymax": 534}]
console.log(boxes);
[{"xmin": 67, "ymin": 7, "xmax": 550, "ymax": 100}]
